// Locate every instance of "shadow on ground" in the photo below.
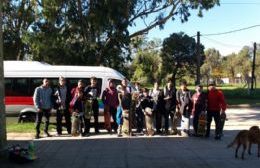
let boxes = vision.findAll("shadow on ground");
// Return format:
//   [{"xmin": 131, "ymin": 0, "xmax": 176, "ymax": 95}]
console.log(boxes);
[{"xmin": 1, "ymin": 129, "xmax": 260, "ymax": 168}]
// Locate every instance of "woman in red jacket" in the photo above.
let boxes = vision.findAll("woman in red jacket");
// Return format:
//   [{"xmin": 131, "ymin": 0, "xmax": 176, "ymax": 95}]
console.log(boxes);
[{"xmin": 206, "ymin": 80, "xmax": 227, "ymax": 140}]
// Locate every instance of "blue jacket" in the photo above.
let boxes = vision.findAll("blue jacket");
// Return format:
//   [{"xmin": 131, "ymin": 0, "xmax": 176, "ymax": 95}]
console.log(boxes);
[{"xmin": 33, "ymin": 86, "xmax": 53, "ymax": 110}]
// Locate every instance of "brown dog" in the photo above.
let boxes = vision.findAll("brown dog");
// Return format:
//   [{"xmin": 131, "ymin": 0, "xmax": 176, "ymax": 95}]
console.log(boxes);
[
  {"xmin": 227, "ymin": 126, "xmax": 260, "ymax": 159},
  {"xmin": 248, "ymin": 126, "xmax": 260, "ymax": 157}
]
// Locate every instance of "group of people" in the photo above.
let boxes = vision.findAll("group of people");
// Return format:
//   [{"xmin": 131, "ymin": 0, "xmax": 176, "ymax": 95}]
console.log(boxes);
[
  {"xmin": 33, "ymin": 76, "xmax": 100, "ymax": 138},
  {"xmin": 33, "ymin": 76, "xmax": 227, "ymax": 140}
]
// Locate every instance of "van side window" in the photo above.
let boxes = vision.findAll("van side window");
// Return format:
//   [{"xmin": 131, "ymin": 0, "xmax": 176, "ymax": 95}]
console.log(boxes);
[{"xmin": 113, "ymin": 79, "xmax": 122, "ymax": 88}]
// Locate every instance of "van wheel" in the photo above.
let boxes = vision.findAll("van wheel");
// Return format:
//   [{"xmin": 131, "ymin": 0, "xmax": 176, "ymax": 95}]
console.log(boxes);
[{"xmin": 18, "ymin": 112, "xmax": 36, "ymax": 123}]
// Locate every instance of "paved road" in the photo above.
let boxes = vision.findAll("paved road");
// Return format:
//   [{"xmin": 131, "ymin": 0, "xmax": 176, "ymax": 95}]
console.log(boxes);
[{"xmin": 1, "ymin": 107, "xmax": 260, "ymax": 168}]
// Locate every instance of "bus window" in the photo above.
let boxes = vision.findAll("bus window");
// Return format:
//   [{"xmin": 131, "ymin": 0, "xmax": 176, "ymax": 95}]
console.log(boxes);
[
  {"xmin": 14, "ymin": 78, "xmax": 29, "ymax": 96},
  {"xmin": 5, "ymin": 78, "xmax": 14, "ymax": 96},
  {"xmin": 30, "ymin": 78, "xmax": 43, "ymax": 96}
]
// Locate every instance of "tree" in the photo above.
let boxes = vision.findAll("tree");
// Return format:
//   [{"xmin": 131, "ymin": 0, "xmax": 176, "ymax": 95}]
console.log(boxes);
[
  {"xmin": 235, "ymin": 47, "xmax": 252, "ymax": 87},
  {"xmin": 161, "ymin": 32, "xmax": 204, "ymax": 87},
  {"xmin": 222, "ymin": 53, "xmax": 237, "ymax": 83},
  {"xmin": 23, "ymin": 0, "xmax": 132, "ymax": 68},
  {"xmin": 129, "ymin": 0, "xmax": 220, "ymax": 38},
  {"xmin": 201, "ymin": 48, "xmax": 222, "ymax": 84},
  {"xmin": 131, "ymin": 38, "xmax": 163, "ymax": 84},
  {"xmin": 3, "ymin": 0, "xmax": 219, "ymax": 68},
  {"xmin": 2, "ymin": 0, "xmax": 35, "ymax": 60}
]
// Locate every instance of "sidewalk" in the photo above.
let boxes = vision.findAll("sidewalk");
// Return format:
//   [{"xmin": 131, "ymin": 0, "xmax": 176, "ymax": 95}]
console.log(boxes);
[{"xmin": 2, "ymin": 107, "xmax": 260, "ymax": 168}]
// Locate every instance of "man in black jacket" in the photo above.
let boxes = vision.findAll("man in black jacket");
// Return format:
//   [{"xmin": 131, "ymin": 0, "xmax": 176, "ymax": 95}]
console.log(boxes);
[
  {"xmin": 84, "ymin": 77, "xmax": 100, "ymax": 134},
  {"xmin": 163, "ymin": 78, "xmax": 177, "ymax": 135},
  {"xmin": 54, "ymin": 76, "xmax": 72, "ymax": 136}
]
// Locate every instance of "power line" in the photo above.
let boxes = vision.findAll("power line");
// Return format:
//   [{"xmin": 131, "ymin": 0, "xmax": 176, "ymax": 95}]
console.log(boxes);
[
  {"xmin": 220, "ymin": 2, "xmax": 260, "ymax": 5},
  {"xmin": 201, "ymin": 36, "xmax": 243, "ymax": 48},
  {"xmin": 201, "ymin": 24, "xmax": 260, "ymax": 36}
]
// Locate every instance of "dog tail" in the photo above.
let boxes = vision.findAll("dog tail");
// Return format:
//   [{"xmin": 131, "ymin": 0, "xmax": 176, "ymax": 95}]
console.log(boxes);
[
  {"xmin": 227, "ymin": 133, "xmax": 240, "ymax": 148},
  {"xmin": 227, "ymin": 138, "xmax": 236, "ymax": 148},
  {"xmin": 227, "ymin": 130, "xmax": 248, "ymax": 148}
]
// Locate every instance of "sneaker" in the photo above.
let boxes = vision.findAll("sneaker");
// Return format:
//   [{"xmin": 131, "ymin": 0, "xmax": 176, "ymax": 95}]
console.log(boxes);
[
  {"xmin": 171, "ymin": 130, "xmax": 178, "ymax": 135},
  {"xmin": 44, "ymin": 132, "xmax": 52, "ymax": 137},
  {"xmin": 156, "ymin": 130, "xmax": 162, "ymax": 134},
  {"xmin": 35, "ymin": 134, "xmax": 41, "ymax": 139},
  {"xmin": 95, "ymin": 130, "xmax": 100, "ymax": 134},
  {"xmin": 215, "ymin": 135, "xmax": 221, "ymax": 140}
]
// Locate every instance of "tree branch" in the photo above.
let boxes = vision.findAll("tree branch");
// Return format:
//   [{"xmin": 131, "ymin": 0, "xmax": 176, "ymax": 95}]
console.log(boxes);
[
  {"xmin": 129, "ymin": 2, "xmax": 172, "ymax": 23},
  {"xmin": 129, "ymin": 1, "xmax": 180, "ymax": 39}
]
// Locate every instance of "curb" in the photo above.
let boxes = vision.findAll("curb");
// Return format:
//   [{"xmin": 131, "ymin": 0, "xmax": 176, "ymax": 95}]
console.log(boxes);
[{"xmin": 228, "ymin": 104, "xmax": 260, "ymax": 108}]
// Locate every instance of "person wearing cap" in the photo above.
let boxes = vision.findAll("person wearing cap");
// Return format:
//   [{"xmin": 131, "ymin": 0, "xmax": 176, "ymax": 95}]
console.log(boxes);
[
  {"xmin": 206, "ymin": 80, "xmax": 227, "ymax": 140},
  {"xmin": 191, "ymin": 84, "xmax": 207, "ymax": 136},
  {"xmin": 176, "ymin": 80, "xmax": 192, "ymax": 136},
  {"xmin": 54, "ymin": 76, "xmax": 72, "ymax": 136}
]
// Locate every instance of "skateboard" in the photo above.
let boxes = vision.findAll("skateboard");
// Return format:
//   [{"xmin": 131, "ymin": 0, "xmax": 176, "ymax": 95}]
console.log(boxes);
[
  {"xmin": 122, "ymin": 110, "xmax": 130, "ymax": 135},
  {"xmin": 84, "ymin": 99, "xmax": 93, "ymax": 120},
  {"xmin": 144, "ymin": 107, "xmax": 154, "ymax": 136},
  {"xmin": 172, "ymin": 110, "xmax": 182, "ymax": 135},
  {"xmin": 71, "ymin": 112, "xmax": 81, "ymax": 136},
  {"xmin": 197, "ymin": 112, "xmax": 207, "ymax": 136},
  {"xmin": 219, "ymin": 112, "xmax": 227, "ymax": 136}
]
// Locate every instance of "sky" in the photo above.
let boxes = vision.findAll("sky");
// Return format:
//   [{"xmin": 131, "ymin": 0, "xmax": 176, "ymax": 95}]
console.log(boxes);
[{"xmin": 128, "ymin": 1, "xmax": 260, "ymax": 56}]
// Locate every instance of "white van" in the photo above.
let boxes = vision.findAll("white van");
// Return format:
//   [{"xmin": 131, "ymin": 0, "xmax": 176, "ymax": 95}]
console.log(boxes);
[{"xmin": 4, "ymin": 61, "xmax": 132, "ymax": 122}]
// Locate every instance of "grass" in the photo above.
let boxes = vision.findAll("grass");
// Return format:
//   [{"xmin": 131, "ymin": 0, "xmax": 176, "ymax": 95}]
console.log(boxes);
[
  {"xmin": 6, "ymin": 118, "xmax": 57, "ymax": 133},
  {"xmin": 162, "ymin": 84, "xmax": 260, "ymax": 105},
  {"xmin": 217, "ymin": 85, "xmax": 260, "ymax": 105}
]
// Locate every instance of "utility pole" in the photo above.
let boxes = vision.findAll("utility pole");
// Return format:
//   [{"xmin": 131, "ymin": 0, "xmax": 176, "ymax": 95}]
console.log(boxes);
[
  {"xmin": 250, "ymin": 42, "xmax": 256, "ymax": 92},
  {"xmin": 0, "ymin": 0, "xmax": 7, "ymax": 157},
  {"xmin": 195, "ymin": 31, "xmax": 201, "ymax": 85}
]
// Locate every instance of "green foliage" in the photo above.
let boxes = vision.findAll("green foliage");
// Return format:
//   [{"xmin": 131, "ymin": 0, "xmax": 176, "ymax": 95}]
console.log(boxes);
[
  {"xmin": 3, "ymin": 0, "xmax": 219, "ymax": 69},
  {"xmin": 131, "ymin": 38, "xmax": 163, "ymax": 85},
  {"xmin": 201, "ymin": 48, "xmax": 222, "ymax": 83},
  {"xmin": 2, "ymin": 0, "xmax": 35, "ymax": 60},
  {"xmin": 161, "ymin": 32, "xmax": 204, "ymax": 86}
]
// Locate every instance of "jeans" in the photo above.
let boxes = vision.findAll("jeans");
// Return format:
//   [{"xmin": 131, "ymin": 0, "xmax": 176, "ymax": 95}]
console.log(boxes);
[
  {"xmin": 56, "ymin": 108, "xmax": 71, "ymax": 134},
  {"xmin": 36, "ymin": 109, "xmax": 51, "ymax": 135},
  {"xmin": 206, "ymin": 110, "xmax": 221, "ymax": 137}
]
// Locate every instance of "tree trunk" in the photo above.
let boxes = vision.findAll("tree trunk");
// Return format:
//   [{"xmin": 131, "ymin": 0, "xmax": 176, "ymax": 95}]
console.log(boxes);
[
  {"xmin": 171, "ymin": 72, "xmax": 177, "ymax": 88},
  {"xmin": 0, "ymin": 0, "xmax": 7, "ymax": 157}
]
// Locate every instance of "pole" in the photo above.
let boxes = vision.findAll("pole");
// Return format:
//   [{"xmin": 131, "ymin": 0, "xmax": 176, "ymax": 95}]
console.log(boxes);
[
  {"xmin": 250, "ymin": 42, "xmax": 256, "ymax": 92},
  {"xmin": 196, "ymin": 31, "xmax": 201, "ymax": 85},
  {"xmin": 0, "ymin": 0, "xmax": 7, "ymax": 157}
]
